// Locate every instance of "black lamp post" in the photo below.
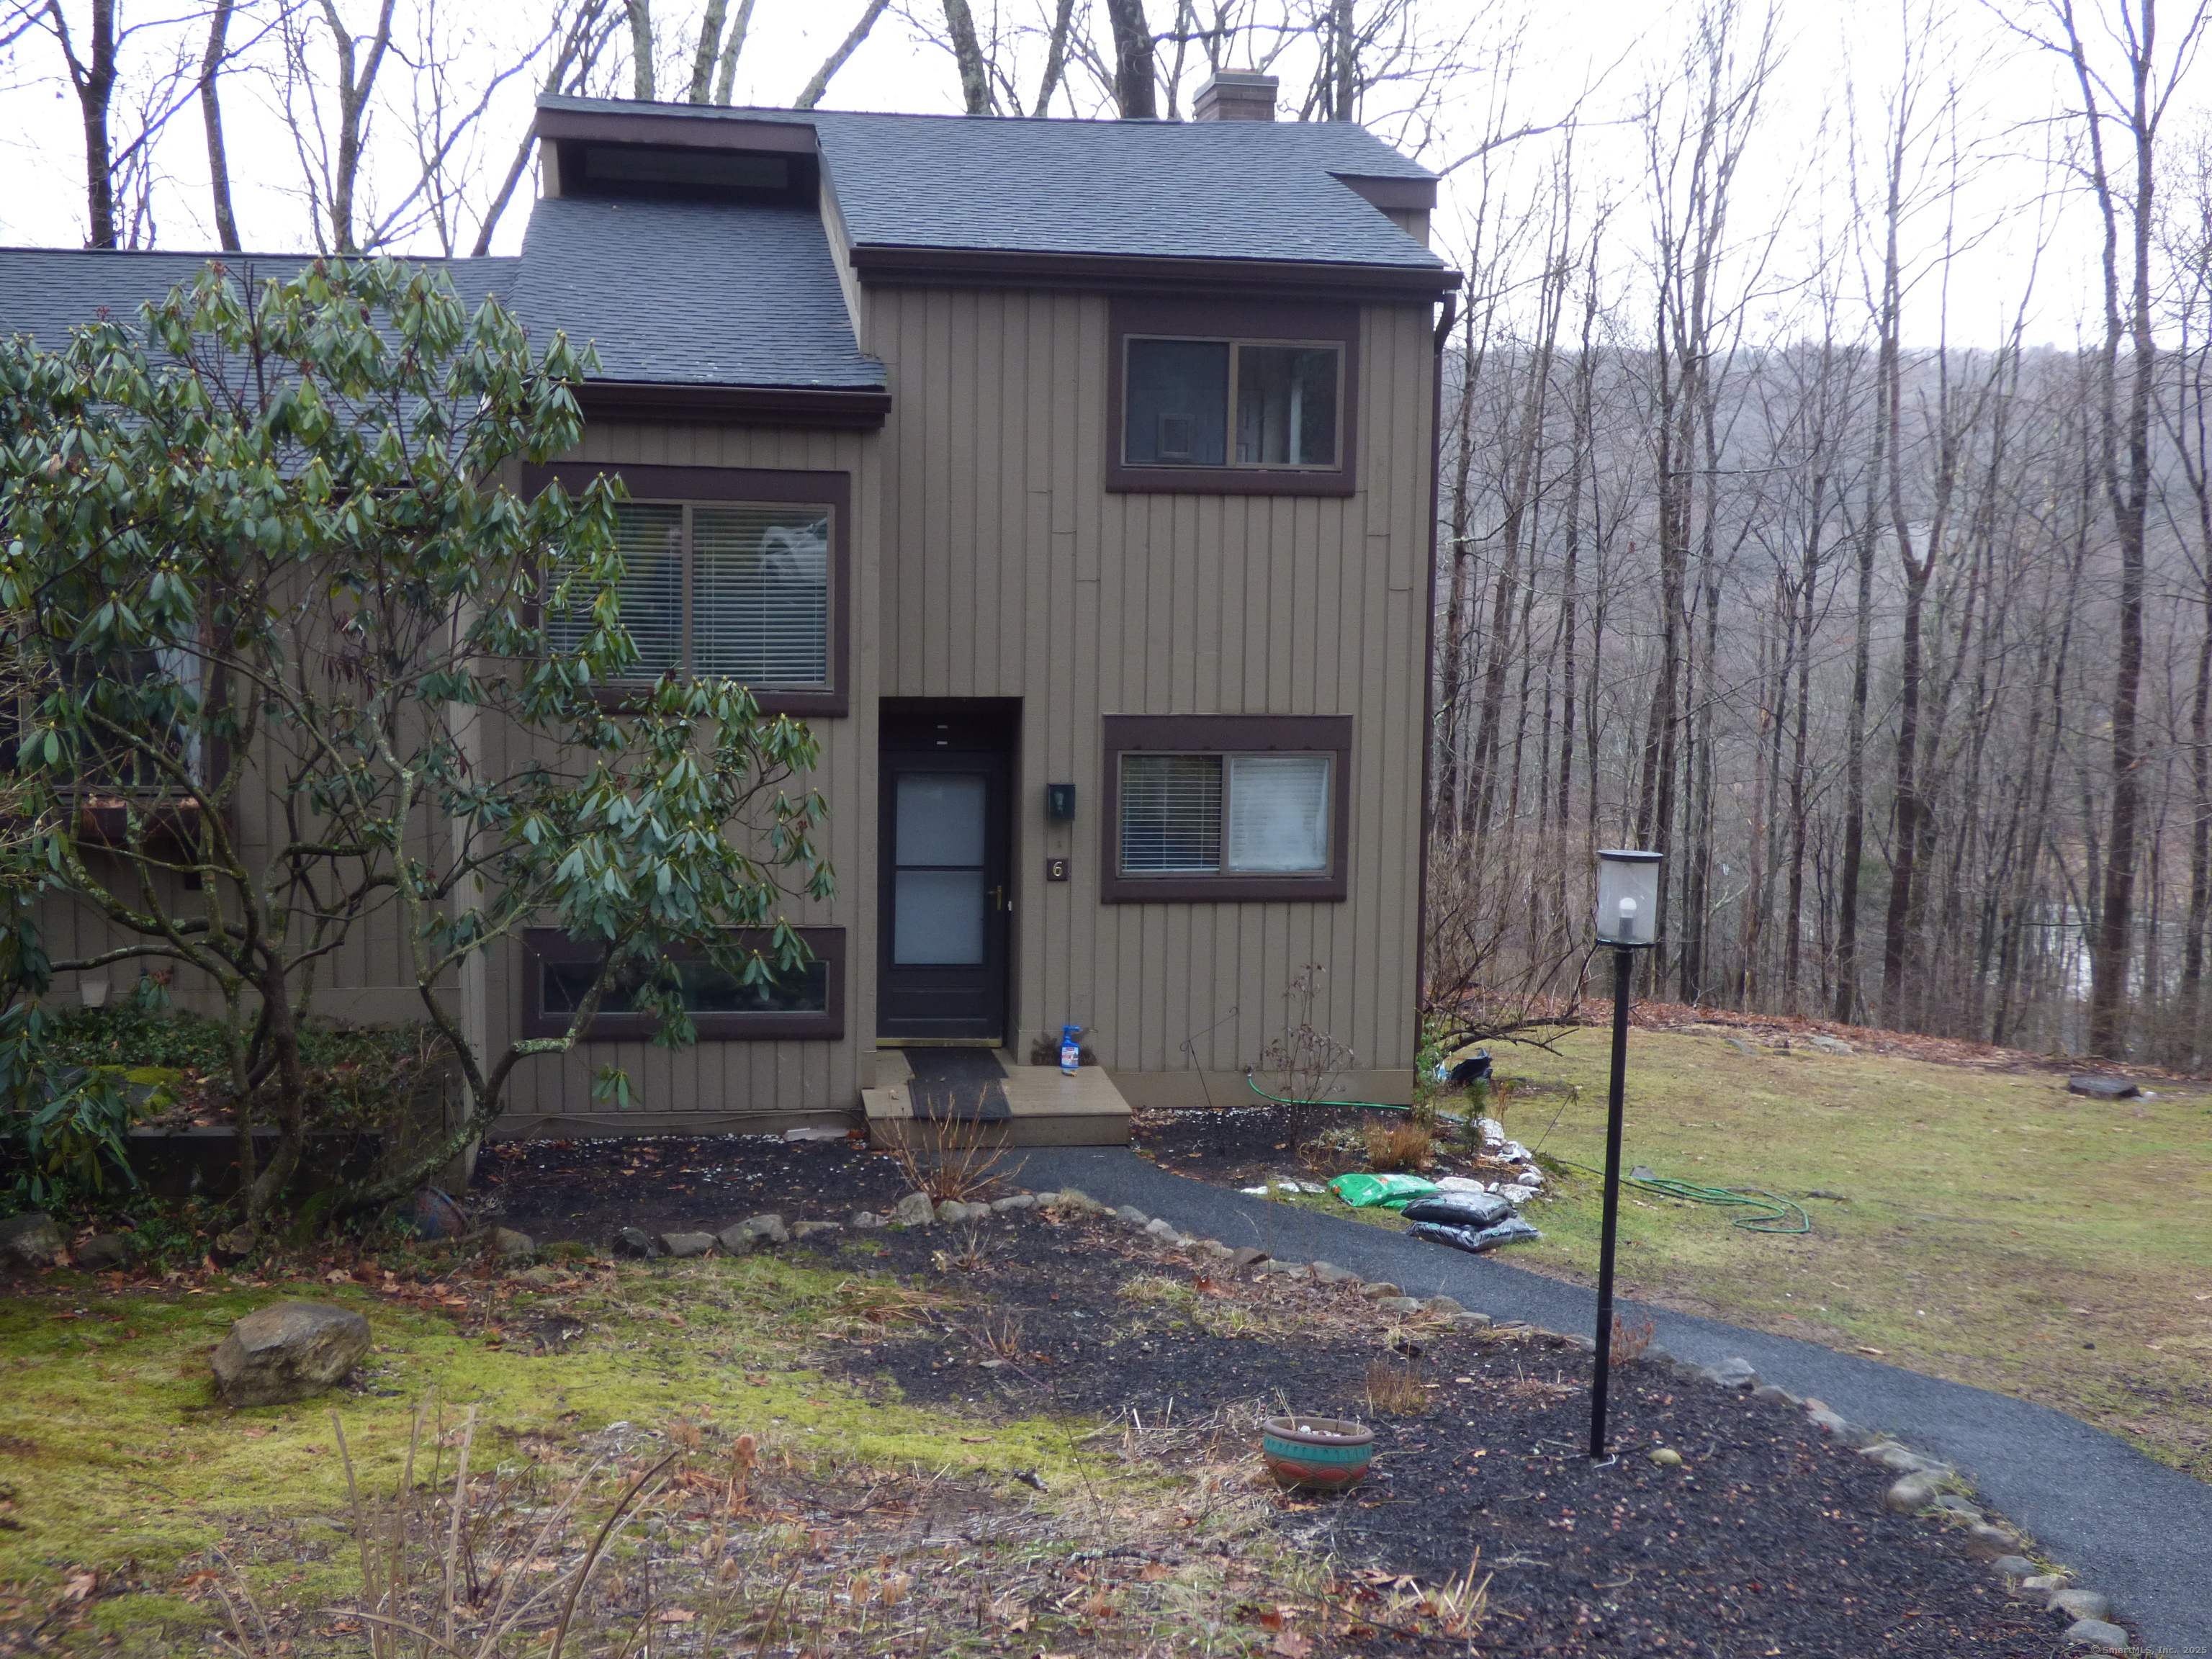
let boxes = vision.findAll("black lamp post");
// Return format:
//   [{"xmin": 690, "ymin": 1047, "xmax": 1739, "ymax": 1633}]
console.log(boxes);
[{"xmin": 1589, "ymin": 847, "xmax": 1663, "ymax": 1463}]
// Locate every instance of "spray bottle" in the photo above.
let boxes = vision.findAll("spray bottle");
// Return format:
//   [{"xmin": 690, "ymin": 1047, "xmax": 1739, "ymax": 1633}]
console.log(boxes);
[{"xmin": 1059, "ymin": 1024, "xmax": 1082, "ymax": 1076}]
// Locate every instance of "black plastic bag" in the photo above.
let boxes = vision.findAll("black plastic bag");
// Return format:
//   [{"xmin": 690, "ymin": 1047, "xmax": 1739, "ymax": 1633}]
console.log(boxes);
[
  {"xmin": 1411, "ymin": 1216, "xmax": 1542, "ymax": 1254},
  {"xmin": 1401, "ymin": 1192, "xmax": 1515, "ymax": 1228}
]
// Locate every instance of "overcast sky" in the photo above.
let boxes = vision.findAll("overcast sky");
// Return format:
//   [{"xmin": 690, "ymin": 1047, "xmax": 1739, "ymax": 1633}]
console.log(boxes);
[{"xmin": 0, "ymin": 0, "xmax": 2185, "ymax": 350}]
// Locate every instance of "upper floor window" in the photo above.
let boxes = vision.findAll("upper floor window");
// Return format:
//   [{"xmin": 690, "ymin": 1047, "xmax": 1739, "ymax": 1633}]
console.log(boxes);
[
  {"xmin": 1124, "ymin": 338, "xmax": 1341, "ymax": 469},
  {"xmin": 1107, "ymin": 299, "xmax": 1358, "ymax": 498},
  {"xmin": 523, "ymin": 462, "xmax": 851, "ymax": 718}
]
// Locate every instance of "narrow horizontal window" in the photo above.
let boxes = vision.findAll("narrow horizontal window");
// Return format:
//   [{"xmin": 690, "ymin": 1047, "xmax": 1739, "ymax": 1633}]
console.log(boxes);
[{"xmin": 521, "ymin": 926, "xmax": 845, "ymax": 1041}]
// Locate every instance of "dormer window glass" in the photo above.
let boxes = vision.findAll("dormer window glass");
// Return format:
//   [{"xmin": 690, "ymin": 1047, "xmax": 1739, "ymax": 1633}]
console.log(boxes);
[{"xmin": 1123, "ymin": 336, "xmax": 1341, "ymax": 469}]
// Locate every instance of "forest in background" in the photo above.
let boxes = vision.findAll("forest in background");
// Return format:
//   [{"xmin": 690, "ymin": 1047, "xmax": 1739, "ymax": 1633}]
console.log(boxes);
[{"xmin": 4, "ymin": 0, "xmax": 2210, "ymax": 1062}]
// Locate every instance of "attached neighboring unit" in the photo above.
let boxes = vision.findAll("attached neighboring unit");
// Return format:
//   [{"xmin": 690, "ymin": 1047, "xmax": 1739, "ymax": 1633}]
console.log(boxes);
[{"xmin": 0, "ymin": 78, "xmax": 1460, "ymax": 1148}]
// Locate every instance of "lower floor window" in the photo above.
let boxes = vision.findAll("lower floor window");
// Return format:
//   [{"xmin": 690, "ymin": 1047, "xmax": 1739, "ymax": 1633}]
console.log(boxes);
[
  {"xmin": 1119, "ymin": 752, "xmax": 1332, "ymax": 874},
  {"xmin": 523, "ymin": 927, "xmax": 844, "ymax": 1040},
  {"xmin": 1102, "ymin": 714, "xmax": 1351, "ymax": 902}
]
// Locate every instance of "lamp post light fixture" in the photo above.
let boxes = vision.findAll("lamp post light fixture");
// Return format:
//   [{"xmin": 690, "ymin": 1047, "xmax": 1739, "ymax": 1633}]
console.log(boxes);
[{"xmin": 1589, "ymin": 848, "xmax": 1662, "ymax": 1464}]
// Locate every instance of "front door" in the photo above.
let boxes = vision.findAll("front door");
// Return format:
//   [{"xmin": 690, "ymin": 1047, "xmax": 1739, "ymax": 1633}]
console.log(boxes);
[{"xmin": 877, "ymin": 708, "xmax": 1014, "ymax": 1042}]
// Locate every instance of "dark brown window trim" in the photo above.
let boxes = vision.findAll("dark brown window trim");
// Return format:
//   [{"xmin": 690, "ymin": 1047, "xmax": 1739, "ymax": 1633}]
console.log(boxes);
[
  {"xmin": 521, "ymin": 926, "xmax": 845, "ymax": 1041},
  {"xmin": 1105, "ymin": 298, "xmax": 1359, "ymax": 498},
  {"xmin": 1100, "ymin": 714, "xmax": 1352, "ymax": 903},
  {"xmin": 848, "ymin": 244, "xmax": 1459, "ymax": 305},
  {"xmin": 536, "ymin": 107, "xmax": 821, "ymax": 157},
  {"xmin": 571, "ymin": 382, "xmax": 889, "ymax": 431},
  {"xmin": 520, "ymin": 461, "xmax": 851, "ymax": 719}
]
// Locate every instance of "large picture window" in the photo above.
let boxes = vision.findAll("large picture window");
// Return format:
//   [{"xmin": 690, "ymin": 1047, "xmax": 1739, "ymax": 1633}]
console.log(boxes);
[
  {"xmin": 521, "ymin": 927, "xmax": 845, "ymax": 1040},
  {"xmin": 523, "ymin": 463, "xmax": 851, "ymax": 718},
  {"xmin": 1102, "ymin": 715, "xmax": 1351, "ymax": 902},
  {"xmin": 1107, "ymin": 299, "xmax": 1357, "ymax": 498}
]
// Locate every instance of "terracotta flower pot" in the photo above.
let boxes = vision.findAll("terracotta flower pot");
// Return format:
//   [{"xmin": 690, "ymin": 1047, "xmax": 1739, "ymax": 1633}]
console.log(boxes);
[{"xmin": 1260, "ymin": 1415, "xmax": 1375, "ymax": 1491}]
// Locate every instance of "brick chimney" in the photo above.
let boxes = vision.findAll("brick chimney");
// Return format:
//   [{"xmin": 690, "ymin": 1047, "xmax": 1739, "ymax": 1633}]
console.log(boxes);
[{"xmin": 1192, "ymin": 71, "xmax": 1277, "ymax": 121}]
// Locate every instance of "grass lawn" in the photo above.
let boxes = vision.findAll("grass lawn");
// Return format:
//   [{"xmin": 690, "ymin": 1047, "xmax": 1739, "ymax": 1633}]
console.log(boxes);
[
  {"xmin": 0, "ymin": 1238, "xmax": 1312, "ymax": 1655},
  {"xmin": 1473, "ymin": 1028, "xmax": 2212, "ymax": 1481}
]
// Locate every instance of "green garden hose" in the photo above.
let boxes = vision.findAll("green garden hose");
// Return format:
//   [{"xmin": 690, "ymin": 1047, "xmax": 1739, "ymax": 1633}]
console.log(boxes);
[
  {"xmin": 1557, "ymin": 1160, "xmax": 1812, "ymax": 1234},
  {"xmin": 1242, "ymin": 1073, "xmax": 1413, "ymax": 1113}
]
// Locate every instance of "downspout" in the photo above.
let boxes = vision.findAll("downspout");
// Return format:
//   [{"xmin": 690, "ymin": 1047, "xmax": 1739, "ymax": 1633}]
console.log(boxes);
[{"xmin": 1413, "ymin": 289, "xmax": 1457, "ymax": 1072}]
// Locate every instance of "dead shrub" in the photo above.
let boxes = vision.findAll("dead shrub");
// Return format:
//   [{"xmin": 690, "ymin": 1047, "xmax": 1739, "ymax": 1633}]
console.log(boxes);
[
  {"xmin": 1364, "ymin": 1117, "xmax": 1434, "ymax": 1172},
  {"xmin": 889, "ymin": 1116, "xmax": 1015, "ymax": 1202},
  {"xmin": 1609, "ymin": 1313, "xmax": 1657, "ymax": 1367},
  {"xmin": 1363, "ymin": 1359, "xmax": 1431, "ymax": 1416}
]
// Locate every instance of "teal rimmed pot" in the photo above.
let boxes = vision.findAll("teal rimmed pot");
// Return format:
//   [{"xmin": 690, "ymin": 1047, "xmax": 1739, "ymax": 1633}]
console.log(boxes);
[{"xmin": 1260, "ymin": 1416, "xmax": 1375, "ymax": 1491}]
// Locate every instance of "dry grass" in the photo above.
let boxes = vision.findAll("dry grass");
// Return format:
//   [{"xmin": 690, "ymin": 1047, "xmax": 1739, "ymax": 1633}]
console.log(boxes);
[
  {"xmin": 1363, "ymin": 1359, "xmax": 1431, "ymax": 1416},
  {"xmin": 1364, "ymin": 1117, "xmax": 1434, "ymax": 1172}
]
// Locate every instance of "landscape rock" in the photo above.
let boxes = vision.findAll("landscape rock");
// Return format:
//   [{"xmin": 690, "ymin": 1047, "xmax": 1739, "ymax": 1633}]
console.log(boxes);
[
  {"xmin": 789, "ymin": 1220, "xmax": 842, "ymax": 1241},
  {"xmin": 1807, "ymin": 1035, "xmax": 1855, "ymax": 1056},
  {"xmin": 211, "ymin": 1225, "xmax": 258, "ymax": 1262},
  {"xmin": 656, "ymin": 1232, "xmax": 715, "ymax": 1258},
  {"xmin": 1113, "ymin": 1205, "xmax": 1149, "ymax": 1226},
  {"xmin": 893, "ymin": 1192, "xmax": 936, "ymax": 1226},
  {"xmin": 1359, "ymin": 1282, "xmax": 1405, "ymax": 1300},
  {"xmin": 1885, "ymin": 1473, "xmax": 1943, "ymax": 1514},
  {"xmin": 1255, "ymin": 1259, "xmax": 1308, "ymax": 1278},
  {"xmin": 1724, "ymin": 1037, "xmax": 1758, "ymax": 1055},
  {"xmin": 716, "ymin": 1223, "xmax": 760, "ymax": 1253},
  {"xmin": 1310, "ymin": 1261, "xmax": 1359, "ymax": 1284},
  {"xmin": 1375, "ymin": 1296, "xmax": 1423, "ymax": 1315},
  {"xmin": 610, "ymin": 1227, "xmax": 659, "ymax": 1259},
  {"xmin": 1750, "ymin": 1384, "xmax": 1801, "ymax": 1407},
  {"xmin": 73, "ymin": 1232, "xmax": 134, "ymax": 1270},
  {"xmin": 0, "ymin": 1212, "xmax": 63, "ymax": 1268},
  {"xmin": 516, "ymin": 1265, "xmax": 562, "ymax": 1287},
  {"xmin": 2020, "ymin": 1574, "xmax": 2069, "ymax": 1593},
  {"xmin": 1705, "ymin": 1357, "xmax": 1759, "ymax": 1390},
  {"xmin": 936, "ymin": 1200, "xmax": 991, "ymax": 1224},
  {"xmin": 488, "ymin": 1228, "xmax": 536, "ymax": 1259},
  {"xmin": 852, "ymin": 1210, "xmax": 886, "ymax": 1228},
  {"xmin": 1229, "ymin": 1246, "xmax": 1269, "ymax": 1272},
  {"xmin": 2067, "ymin": 1075, "xmax": 2138, "ymax": 1100},
  {"xmin": 783, "ymin": 1125, "xmax": 848, "ymax": 1142},
  {"xmin": 1447, "ymin": 1311, "xmax": 1493, "ymax": 1328},
  {"xmin": 992, "ymin": 1194, "xmax": 1035, "ymax": 1212},
  {"xmin": 1932, "ymin": 1493, "xmax": 1984, "ymax": 1523},
  {"xmin": 1860, "ymin": 1440, "xmax": 1940, "ymax": 1474},
  {"xmin": 1990, "ymin": 1555, "xmax": 2038, "ymax": 1581},
  {"xmin": 403, "ymin": 1187, "xmax": 469, "ymax": 1241},
  {"xmin": 1421, "ymin": 1295, "xmax": 1465, "ymax": 1317},
  {"xmin": 1962, "ymin": 1523, "xmax": 2022, "ymax": 1560},
  {"xmin": 2051, "ymin": 1589, "xmax": 2115, "ymax": 1623},
  {"xmin": 1143, "ymin": 1218, "xmax": 1177, "ymax": 1239},
  {"xmin": 740, "ymin": 1213, "xmax": 790, "ymax": 1245},
  {"xmin": 212, "ymin": 1301, "xmax": 372, "ymax": 1406},
  {"xmin": 2064, "ymin": 1618, "xmax": 2128, "ymax": 1653},
  {"xmin": 1049, "ymin": 1189, "xmax": 1103, "ymax": 1213}
]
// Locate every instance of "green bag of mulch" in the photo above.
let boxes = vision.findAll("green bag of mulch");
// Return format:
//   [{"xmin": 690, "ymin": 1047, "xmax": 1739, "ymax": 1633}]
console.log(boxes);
[{"xmin": 1328, "ymin": 1172, "xmax": 1440, "ymax": 1210}]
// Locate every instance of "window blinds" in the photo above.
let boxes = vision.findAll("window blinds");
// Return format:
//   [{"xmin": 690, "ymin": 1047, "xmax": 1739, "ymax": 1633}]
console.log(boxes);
[
  {"xmin": 1119, "ymin": 751, "xmax": 1331, "ymax": 876},
  {"xmin": 1119, "ymin": 754, "xmax": 1224, "ymax": 873},
  {"xmin": 544, "ymin": 500, "xmax": 830, "ymax": 686}
]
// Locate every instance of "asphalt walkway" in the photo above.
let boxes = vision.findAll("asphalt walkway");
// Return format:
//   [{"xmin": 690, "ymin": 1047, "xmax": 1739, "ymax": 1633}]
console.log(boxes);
[{"xmin": 1014, "ymin": 1146, "xmax": 2212, "ymax": 1658}]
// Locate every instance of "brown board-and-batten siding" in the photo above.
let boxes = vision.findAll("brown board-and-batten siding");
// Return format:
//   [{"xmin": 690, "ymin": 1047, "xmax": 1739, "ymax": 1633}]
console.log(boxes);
[
  {"xmin": 483, "ymin": 422, "xmax": 881, "ymax": 1139},
  {"xmin": 869, "ymin": 287, "xmax": 1434, "ymax": 1105}
]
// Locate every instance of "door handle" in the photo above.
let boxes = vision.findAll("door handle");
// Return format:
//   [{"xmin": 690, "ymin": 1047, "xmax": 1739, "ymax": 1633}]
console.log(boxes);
[{"xmin": 990, "ymin": 884, "xmax": 1010, "ymax": 913}]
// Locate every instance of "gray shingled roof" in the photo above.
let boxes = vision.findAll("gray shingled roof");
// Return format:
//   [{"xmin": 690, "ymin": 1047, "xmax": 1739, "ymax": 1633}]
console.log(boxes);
[
  {"xmin": 0, "ymin": 249, "xmax": 516, "ymax": 351},
  {"xmin": 505, "ymin": 196, "xmax": 883, "ymax": 389},
  {"xmin": 538, "ymin": 97, "xmax": 1445, "ymax": 271}
]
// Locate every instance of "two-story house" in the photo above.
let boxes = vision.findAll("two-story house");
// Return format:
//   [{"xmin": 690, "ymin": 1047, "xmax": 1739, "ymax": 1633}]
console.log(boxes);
[{"xmin": 1, "ymin": 76, "xmax": 1460, "ymax": 1148}]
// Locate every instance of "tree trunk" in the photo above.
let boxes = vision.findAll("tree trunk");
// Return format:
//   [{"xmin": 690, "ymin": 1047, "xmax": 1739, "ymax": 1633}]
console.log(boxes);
[
  {"xmin": 1102, "ymin": 0, "xmax": 1156, "ymax": 118},
  {"xmin": 200, "ymin": 0, "xmax": 240, "ymax": 251},
  {"xmin": 939, "ymin": 0, "xmax": 992, "ymax": 113}
]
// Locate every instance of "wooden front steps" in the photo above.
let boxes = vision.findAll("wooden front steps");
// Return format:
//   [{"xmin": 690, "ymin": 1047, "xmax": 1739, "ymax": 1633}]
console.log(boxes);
[{"xmin": 863, "ymin": 1049, "xmax": 1132, "ymax": 1150}]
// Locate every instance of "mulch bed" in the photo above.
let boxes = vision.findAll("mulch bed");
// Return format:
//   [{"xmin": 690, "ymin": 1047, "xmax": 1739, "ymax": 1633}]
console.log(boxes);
[
  {"xmin": 474, "ymin": 1141, "xmax": 2085, "ymax": 1654},
  {"xmin": 820, "ymin": 1210, "xmax": 2079, "ymax": 1657}
]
